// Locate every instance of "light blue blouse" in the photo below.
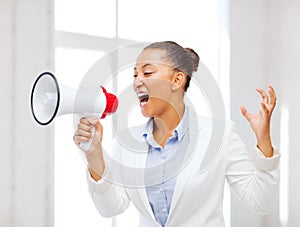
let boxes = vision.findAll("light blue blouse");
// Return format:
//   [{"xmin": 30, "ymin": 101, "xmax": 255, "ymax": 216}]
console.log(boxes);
[{"xmin": 142, "ymin": 107, "xmax": 189, "ymax": 227}]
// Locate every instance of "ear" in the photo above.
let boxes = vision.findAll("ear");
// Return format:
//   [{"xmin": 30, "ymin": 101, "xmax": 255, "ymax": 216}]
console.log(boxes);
[{"xmin": 171, "ymin": 71, "xmax": 186, "ymax": 91}]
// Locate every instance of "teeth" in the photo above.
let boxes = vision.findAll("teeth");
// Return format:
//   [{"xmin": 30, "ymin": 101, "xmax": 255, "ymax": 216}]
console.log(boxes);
[
  {"xmin": 137, "ymin": 92, "xmax": 149, "ymax": 105},
  {"xmin": 137, "ymin": 93, "xmax": 147, "ymax": 97}
]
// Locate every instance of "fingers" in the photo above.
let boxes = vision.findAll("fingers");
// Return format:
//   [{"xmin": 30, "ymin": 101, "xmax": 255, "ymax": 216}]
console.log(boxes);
[
  {"xmin": 268, "ymin": 85, "xmax": 277, "ymax": 110},
  {"xmin": 256, "ymin": 86, "xmax": 277, "ymax": 105},
  {"xmin": 73, "ymin": 117, "xmax": 104, "ymax": 147},
  {"xmin": 73, "ymin": 135, "xmax": 90, "ymax": 145},
  {"xmin": 73, "ymin": 117, "xmax": 94, "ymax": 145},
  {"xmin": 256, "ymin": 85, "xmax": 277, "ymax": 113},
  {"xmin": 256, "ymin": 88, "xmax": 269, "ymax": 104},
  {"xmin": 260, "ymin": 102, "xmax": 270, "ymax": 116},
  {"xmin": 241, "ymin": 86, "xmax": 276, "ymax": 120},
  {"xmin": 240, "ymin": 105, "xmax": 252, "ymax": 121},
  {"xmin": 78, "ymin": 118, "xmax": 94, "ymax": 132}
]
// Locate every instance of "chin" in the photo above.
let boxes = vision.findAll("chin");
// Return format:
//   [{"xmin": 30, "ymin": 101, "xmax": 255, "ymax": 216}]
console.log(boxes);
[
  {"xmin": 140, "ymin": 105, "xmax": 155, "ymax": 118},
  {"xmin": 140, "ymin": 109, "xmax": 152, "ymax": 118}
]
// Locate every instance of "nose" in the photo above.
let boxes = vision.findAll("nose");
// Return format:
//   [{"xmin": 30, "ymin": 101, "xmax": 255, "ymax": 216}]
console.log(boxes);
[{"xmin": 133, "ymin": 75, "xmax": 144, "ymax": 90}]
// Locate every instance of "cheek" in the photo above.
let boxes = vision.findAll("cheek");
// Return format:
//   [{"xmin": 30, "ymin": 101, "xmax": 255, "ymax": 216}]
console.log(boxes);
[{"xmin": 147, "ymin": 79, "xmax": 172, "ymax": 101}]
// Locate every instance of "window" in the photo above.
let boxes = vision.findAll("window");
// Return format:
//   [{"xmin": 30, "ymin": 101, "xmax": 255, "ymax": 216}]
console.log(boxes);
[{"xmin": 54, "ymin": 0, "xmax": 230, "ymax": 226}]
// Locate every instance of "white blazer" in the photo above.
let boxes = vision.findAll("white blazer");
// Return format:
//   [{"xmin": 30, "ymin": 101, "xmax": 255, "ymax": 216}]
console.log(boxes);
[{"xmin": 87, "ymin": 110, "xmax": 280, "ymax": 227}]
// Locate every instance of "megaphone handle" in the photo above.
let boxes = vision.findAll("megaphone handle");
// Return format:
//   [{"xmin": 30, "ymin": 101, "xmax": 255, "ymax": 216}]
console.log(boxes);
[
  {"xmin": 78, "ymin": 116, "xmax": 96, "ymax": 152},
  {"xmin": 79, "ymin": 126, "xmax": 95, "ymax": 152}
]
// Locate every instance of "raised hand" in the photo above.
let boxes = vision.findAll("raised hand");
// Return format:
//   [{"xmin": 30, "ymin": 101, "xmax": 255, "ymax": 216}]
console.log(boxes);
[{"xmin": 240, "ymin": 85, "xmax": 277, "ymax": 157}]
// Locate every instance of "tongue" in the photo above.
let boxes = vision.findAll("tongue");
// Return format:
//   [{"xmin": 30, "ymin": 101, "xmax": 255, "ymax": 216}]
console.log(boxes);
[
  {"xmin": 141, "ymin": 98, "xmax": 148, "ymax": 103},
  {"xmin": 140, "ymin": 95, "xmax": 149, "ymax": 103}
]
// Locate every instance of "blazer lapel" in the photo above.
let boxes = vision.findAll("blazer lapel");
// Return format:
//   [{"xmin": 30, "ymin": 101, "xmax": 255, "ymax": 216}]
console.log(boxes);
[
  {"xmin": 117, "ymin": 125, "xmax": 157, "ymax": 223},
  {"xmin": 168, "ymin": 110, "xmax": 207, "ymax": 217},
  {"xmin": 134, "ymin": 145, "xmax": 157, "ymax": 223}
]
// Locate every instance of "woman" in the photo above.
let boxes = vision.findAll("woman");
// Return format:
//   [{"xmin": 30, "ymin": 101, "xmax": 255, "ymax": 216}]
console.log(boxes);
[{"xmin": 73, "ymin": 41, "xmax": 280, "ymax": 227}]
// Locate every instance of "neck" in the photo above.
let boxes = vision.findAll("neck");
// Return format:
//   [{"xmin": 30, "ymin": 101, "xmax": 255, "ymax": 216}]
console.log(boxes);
[{"xmin": 153, "ymin": 102, "xmax": 185, "ymax": 147}]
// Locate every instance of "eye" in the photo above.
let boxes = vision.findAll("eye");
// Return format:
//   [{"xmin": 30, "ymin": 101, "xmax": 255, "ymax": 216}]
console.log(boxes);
[
  {"xmin": 144, "ymin": 71, "xmax": 153, "ymax": 76},
  {"xmin": 133, "ymin": 74, "xmax": 138, "ymax": 78}
]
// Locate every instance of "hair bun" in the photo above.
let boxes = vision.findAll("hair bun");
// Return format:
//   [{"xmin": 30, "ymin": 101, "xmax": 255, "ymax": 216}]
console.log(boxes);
[{"xmin": 185, "ymin": 48, "xmax": 200, "ymax": 72}]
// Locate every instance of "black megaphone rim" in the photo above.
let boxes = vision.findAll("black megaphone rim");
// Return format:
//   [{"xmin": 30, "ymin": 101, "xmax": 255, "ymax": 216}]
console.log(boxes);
[{"xmin": 30, "ymin": 71, "xmax": 60, "ymax": 126}]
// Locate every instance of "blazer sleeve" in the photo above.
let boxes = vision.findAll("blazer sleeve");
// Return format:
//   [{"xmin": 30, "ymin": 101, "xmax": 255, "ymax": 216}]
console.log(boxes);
[
  {"xmin": 86, "ymin": 166, "xmax": 130, "ymax": 218},
  {"xmin": 225, "ymin": 122, "xmax": 280, "ymax": 214},
  {"xmin": 86, "ymin": 124, "xmax": 146, "ymax": 218}
]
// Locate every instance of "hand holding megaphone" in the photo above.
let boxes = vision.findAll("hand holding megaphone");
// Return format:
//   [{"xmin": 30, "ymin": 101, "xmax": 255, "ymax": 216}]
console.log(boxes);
[
  {"xmin": 74, "ymin": 117, "xmax": 106, "ymax": 180},
  {"xmin": 30, "ymin": 72, "xmax": 118, "ymax": 151}
]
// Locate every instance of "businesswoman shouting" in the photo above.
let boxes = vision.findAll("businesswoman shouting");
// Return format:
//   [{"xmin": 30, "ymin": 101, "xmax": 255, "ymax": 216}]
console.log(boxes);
[{"xmin": 73, "ymin": 41, "xmax": 280, "ymax": 227}]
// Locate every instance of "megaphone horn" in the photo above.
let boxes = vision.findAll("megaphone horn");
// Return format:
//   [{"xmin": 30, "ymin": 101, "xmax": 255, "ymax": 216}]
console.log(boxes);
[
  {"xmin": 31, "ymin": 72, "xmax": 61, "ymax": 125},
  {"xmin": 30, "ymin": 71, "xmax": 118, "ymax": 126}
]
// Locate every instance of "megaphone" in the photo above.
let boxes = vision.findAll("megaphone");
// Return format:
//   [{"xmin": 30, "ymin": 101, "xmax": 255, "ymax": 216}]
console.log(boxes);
[{"xmin": 30, "ymin": 71, "xmax": 118, "ymax": 151}]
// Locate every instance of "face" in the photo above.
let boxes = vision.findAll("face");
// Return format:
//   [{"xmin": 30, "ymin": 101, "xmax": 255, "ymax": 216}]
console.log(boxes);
[{"xmin": 133, "ymin": 49, "xmax": 182, "ymax": 117}]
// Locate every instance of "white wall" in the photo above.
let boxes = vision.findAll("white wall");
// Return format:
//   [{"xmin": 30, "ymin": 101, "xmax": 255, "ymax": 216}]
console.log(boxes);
[
  {"xmin": 230, "ymin": 1, "xmax": 271, "ymax": 226},
  {"xmin": 0, "ymin": 0, "xmax": 54, "ymax": 226},
  {"xmin": 230, "ymin": 0, "xmax": 300, "ymax": 226},
  {"xmin": 270, "ymin": 1, "xmax": 300, "ymax": 226},
  {"xmin": 0, "ymin": 1, "xmax": 14, "ymax": 224}
]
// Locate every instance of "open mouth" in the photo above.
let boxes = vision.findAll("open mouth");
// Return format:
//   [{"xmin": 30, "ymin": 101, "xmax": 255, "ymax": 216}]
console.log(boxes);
[{"xmin": 138, "ymin": 93, "xmax": 149, "ymax": 107}]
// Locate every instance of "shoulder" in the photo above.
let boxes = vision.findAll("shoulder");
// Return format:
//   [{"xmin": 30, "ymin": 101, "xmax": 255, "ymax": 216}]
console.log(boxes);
[
  {"xmin": 193, "ymin": 111, "xmax": 241, "ymax": 172},
  {"xmin": 115, "ymin": 123, "xmax": 146, "ymax": 144},
  {"xmin": 112, "ymin": 122, "xmax": 149, "ymax": 156},
  {"xmin": 188, "ymin": 107, "xmax": 235, "ymax": 138}
]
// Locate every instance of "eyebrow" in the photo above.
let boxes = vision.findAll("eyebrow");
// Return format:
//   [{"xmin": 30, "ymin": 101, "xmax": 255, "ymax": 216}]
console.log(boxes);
[{"xmin": 134, "ymin": 63, "xmax": 158, "ymax": 71}]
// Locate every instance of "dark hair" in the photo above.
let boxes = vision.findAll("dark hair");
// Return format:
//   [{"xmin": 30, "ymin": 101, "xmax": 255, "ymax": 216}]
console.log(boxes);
[{"xmin": 143, "ymin": 41, "xmax": 200, "ymax": 91}]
